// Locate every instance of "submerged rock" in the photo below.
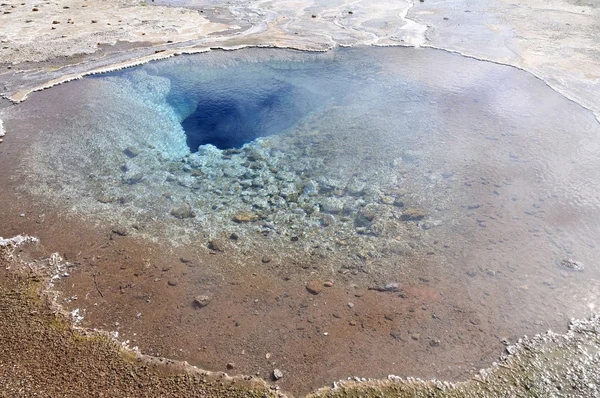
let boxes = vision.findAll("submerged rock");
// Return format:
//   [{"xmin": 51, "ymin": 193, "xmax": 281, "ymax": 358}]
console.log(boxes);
[
  {"xmin": 354, "ymin": 208, "xmax": 376, "ymax": 227},
  {"xmin": 232, "ymin": 211, "xmax": 257, "ymax": 223},
  {"xmin": 124, "ymin": 173, "xmax": 144, "ymax": 185},
  {"xmin": 560, "ymin": 259, "xmax": 584, "ymax": 271},
  {"xmin": 401, "ymin": 208, "xmax": 426, "ymax": 221},
  {"xmin": 320, "ymin": 197, "xmax": 345, "ymax": 214},
  {"xmin": 208, "ymin": 239, "xmax": 225, "ymax": 252},
  {"xmin": 346, "ymin": 179, "xmax": 365, "ymax": 196},
  {"xmin": 96, "ymin": 193, "xmax": 119, "ymax": 204},
  {"xmin": 170, "ymin": 203, "xmax": 195, "ymax": 219},
  {"xmin": 123, "ymin": 146, "xmax": 141, "ymax": 158}
]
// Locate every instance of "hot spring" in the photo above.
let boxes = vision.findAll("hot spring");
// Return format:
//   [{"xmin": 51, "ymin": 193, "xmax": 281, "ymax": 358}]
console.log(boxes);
[{"xmin": 7, "ymin": 46, "xmax": 600, "ymax": 394}]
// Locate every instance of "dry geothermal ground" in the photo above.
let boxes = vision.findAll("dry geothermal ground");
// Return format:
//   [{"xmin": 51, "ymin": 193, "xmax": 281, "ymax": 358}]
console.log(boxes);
[{"xmin": 1, "ymin": 0, "xmax": 600, "ymax": 397}]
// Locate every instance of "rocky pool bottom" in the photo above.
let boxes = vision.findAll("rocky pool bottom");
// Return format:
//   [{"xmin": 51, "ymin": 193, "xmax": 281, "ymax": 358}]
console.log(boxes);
[{"xmin": 1, "ymin": 46, "xmax": 599, "ymax": 395}]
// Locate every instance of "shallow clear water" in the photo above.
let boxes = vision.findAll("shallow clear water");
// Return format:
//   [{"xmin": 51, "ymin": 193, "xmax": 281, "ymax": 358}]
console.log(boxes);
[{"xmin": 11, "ymin": 46, "xmax": 600, "ymax": 389}]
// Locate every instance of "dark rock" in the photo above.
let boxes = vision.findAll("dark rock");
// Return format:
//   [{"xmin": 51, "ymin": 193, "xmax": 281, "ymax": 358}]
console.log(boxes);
[
  {"xmin": 208, "ymin": 239, "xmax": 225, "ymax": 252},
  {"xmin": 390, "ymin": 329, "xmax": 404, "ymax": 341},
  {"xmin": 229, "ymin": 233, "xmax": 239, "ymax": 240},
  {"xmin": 354, "ymin": 212, "xmax": 373, "ymax": 229},
  {"xmin": 111, "ymin": 228, "xmax": 128, "ymax": 236},
  {"xmin": 168, "ymin": 278, "xmax": 178, "ymax": 286},
  {"xmin": 123, "ymin": 146, "xmax": 141, "ymax": 158},
  {"xmin": 261, "ymin": 255, "xmax": 272, "ymax": 263},
  {"xmin": 560, "ymin": 258, "xmax": 584, "ymax": 271}
]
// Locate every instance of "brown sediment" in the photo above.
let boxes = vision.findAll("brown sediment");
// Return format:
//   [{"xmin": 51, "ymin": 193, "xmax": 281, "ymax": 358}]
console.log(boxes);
[
  {"xmin": 3, "ymin": 238, "xmax": 600, "ymax": 397},
  {"xmin": 0, "ymin": 264, "xmax": 278, "ymax": 397}
]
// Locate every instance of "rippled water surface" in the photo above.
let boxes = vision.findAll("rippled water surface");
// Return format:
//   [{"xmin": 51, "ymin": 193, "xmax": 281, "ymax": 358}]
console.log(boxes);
[{"xmin": 10, "ymin": 46, "xmax": 600, "ymax": 392}]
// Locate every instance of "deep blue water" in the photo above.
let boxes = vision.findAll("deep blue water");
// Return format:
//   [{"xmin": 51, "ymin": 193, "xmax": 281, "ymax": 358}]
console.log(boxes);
[{"xmin": 179, "ymin": 79, "xmax": 319, "ymax": 151}]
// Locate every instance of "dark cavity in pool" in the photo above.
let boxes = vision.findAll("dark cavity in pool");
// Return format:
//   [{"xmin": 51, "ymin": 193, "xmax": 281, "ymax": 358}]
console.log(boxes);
[{"xmin": 180, "ymin": 79, "xmax": 319, "ymax": 152}]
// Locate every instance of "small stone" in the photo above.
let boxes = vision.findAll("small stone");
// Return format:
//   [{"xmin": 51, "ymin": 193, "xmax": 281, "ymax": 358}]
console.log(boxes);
[
  {"xmin": 261, "ymin": 255, "xmax": 272, "ymax": 263},
  {"xmin": 273, "ymin": 369, "xmax": 283, "ymax": 380},
  {"xmin": 560, "ymin": 258, "xmax": 584, "ymax": 271},
  {"xmin": 52, "ymin": 20, "xmax": 60, "ymax": 24},
  {"xmin": 171, "ymin": 203, "xmax": 195, "ymax": 219},
  {"xmin": 390, "ymin": 329, "xmax": 403, "ymax": 341},
  {"xmin": 232, "ymin": 211, "xmax": 257, "ymax": 223},
  {"xmin": 194, "ymin": 295, "xmax": 211, "ymax": 308},
  {"xmin": 125, "ymin": 173, "xmax": 144, "ymax": 185},
  {"xmin": 429, "ymin": 339, "xmax": 441, "ymax": 347},
  {"xmin": 347, "ymin": 302, "xmax": 354, "ymax": 308},
  {"xmin": 354, "ymin": 208, "xmax": 376, "ymax": 227},
  {"xmin": 303, "ymin": 180, "xmax": 319, "ymax": 196},
  {"xmin": 411, "ymin": 333, "xmax": 420, "ymax": 340},
  {"xmin": 124, "ymin": 146, "xmax": 141, "ymax": 158},
  {"xmin": 323, "ymin": 280, "xmax": 334, "ymax": 287},
  {"xmin": 320, "ymin": 214, "xmax": 335, "ymax": 227},
  {"xmin": 226, "ymin": 363, "xmax": 235, "ymax": 370},
  {"xmin": 96, "ymin": 193, "xmax": 118, "ymax": 204},
  {"xmin": 111, "ymin": 228, "xmax": 128, "ymax": 236},
  {"xmin": 381, "ymin": 196, "xmax": 395, "ymax": 205},
  {"xmin": 345, "ymin": 180, "xmax": 365, "ymax": 196},
  {"xmin": 306, "ymin": 280, "xmax": 323, "ymax": 295},
  {"xmin": 32, "ymin": 7, "xmax": 38, "ymax": 11},
  {"xmin": 167, "ymin": 278, "xmax": 178, "ymax": 286},
  {"xmin": 208, "ymin": 239, "xmax": 225, "ymax": 252},
  {"xmin": 229, "ymin": 233, "xmax": 239, "ymax": 240},
  {"xmin": 320, "ymin": 197, "xmax": 345, "ymax": 214},
  {"xmin": 91, "ymin": 19, "xmax": 98, "ymax": 23},
  {"xmin": 401, "ymin": 208, "xmax": 426, "ymax": 221},
  {"xmin": 349, "ymin": 320, "xmax": 357, "ymax": 326}
]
